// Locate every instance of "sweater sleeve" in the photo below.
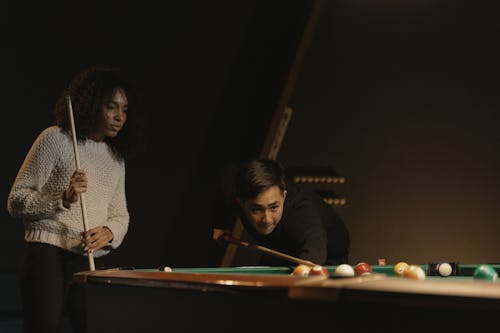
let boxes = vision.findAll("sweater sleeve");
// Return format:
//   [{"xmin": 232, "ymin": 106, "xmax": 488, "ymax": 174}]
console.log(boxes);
[
  {"xmin": 286, "ymin": 201, "xmax": 328, "ymax": 264},
  {"xmin": 7, "ymin": 128, "xmax": 68, "ymax": 220},
  {"xmin": 104, "ymin": 162, "xmax": 129, "ymax": 249}
]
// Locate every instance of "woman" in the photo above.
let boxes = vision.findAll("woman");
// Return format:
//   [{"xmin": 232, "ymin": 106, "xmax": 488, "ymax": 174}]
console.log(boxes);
[{"xmin": 7, "ymin": 66, "xmax": 140, "ymax": 332}]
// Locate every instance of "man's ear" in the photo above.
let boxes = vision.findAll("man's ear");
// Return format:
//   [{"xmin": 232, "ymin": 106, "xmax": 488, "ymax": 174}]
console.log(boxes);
[{"xmin": 282, "ymin": 190, "xmax": 287, "ymax": 199}]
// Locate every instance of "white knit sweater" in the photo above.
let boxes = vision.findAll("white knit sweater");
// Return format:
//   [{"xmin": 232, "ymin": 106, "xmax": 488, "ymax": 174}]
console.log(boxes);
[{"xmin": 7, "ymin": 126, "xmax": 129, "ymax": 257}]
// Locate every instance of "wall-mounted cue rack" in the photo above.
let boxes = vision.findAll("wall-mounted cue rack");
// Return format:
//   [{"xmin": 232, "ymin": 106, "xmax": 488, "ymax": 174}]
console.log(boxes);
[{"xmin": 286, "ymin": 167, "xmax": 346, "ymax": 207}]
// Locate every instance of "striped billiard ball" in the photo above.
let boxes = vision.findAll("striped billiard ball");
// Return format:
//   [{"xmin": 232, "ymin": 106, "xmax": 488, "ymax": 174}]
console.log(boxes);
[
  {"xmin": 403, "ymin": 265, "xmax": 426, "ymax": 280},
  {"xmin": 333, "ymin": 264, "xmax": 355, "ymax": 277},
  {"xmin": 292, "ymin": 264, "xmax": 312, "ymax": 277},
  {"xmin": 394, "ymin": 262, "xmax": 410, "ymax": 277},
  {"xmin": 309, "ymin": 265, "xmax": 330, "ymax": 277},
  {"xmin": 354, "ymin": 262, "xmax": 372, "ymax": 276},
  {"xmin": 473, "ymin": 265, "xmax": 498, "ymax": 281}
]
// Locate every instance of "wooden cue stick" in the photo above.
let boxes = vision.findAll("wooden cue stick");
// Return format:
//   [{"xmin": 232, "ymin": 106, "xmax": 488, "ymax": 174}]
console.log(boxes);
[
  {"xmin": 215, "ymin": 230, "xmax": 318, "ymax": 267},
  {"xmin": 251, "ymin": 244, "xmax": 317, "ymax": 267},
  {"xmin": 67, "ymin": 96, "xmax": 96, "ymax": 271}
]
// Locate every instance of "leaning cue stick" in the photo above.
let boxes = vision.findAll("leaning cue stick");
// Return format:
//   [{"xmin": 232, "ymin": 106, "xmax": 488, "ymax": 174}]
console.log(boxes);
[
  {"xmin": 213, "ymin": 229, "xmax": 318, "ymax": 267},
  {"xmin": 67, "ymin": 96, "xmax": 96, "ymax": 271}
]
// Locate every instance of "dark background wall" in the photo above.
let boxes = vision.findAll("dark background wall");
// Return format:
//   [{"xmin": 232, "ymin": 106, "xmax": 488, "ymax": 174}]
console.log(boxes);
[
  {"xmin": 281, "ymin": 0, "xmax": 500, "ymax": 265},
  {"xmin": 1, "ymin": 0, "xmax": 318, "ymax": 276}
]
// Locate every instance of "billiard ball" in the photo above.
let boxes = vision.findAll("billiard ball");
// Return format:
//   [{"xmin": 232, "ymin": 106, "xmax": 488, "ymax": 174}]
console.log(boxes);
[
  {"xmin": 333, "ymin": 264, "xmax": 355, "ymax": 277},
  {"xmin": 354, "ymin": 262, "xmax": 372, "ymax": 276},
  {"xmin": 436, "ymin": 262, "xmax": 453, "ymax": 277},
  {"xmin": 403, "ymin": 265, "xmax": 426, "ymax": 280},
  {"xmin": 394, "ymin": 262, "xmax": 410, "ymax": 277},
  {"xmin": 473, "ymin": 264, "xmax": 498, "ymax": 281},
  {"xmin": 309, "ymin": 265, "xmax": 329, "ymax": 277},
  {"xmin": 292, "ymin": 264, "xmax": 312, "ymax": 276},
  {"xmin": 158, "ymin": 266, "xmax": 172, "ymax": 272}
]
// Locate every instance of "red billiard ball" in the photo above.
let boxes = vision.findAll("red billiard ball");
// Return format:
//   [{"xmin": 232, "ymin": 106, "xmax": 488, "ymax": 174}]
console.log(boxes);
[
  {"xmin": 309, "ymin": 265, "xmax": 329, "ymax": 277},
  {"xmin": 354, "ymin": 262, "xmax": 372, "ymax": 276}
]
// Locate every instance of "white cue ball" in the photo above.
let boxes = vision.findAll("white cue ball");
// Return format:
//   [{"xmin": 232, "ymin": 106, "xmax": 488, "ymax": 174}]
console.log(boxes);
[
  {"xmin": 162, "ymin": 266, "xmax": 172, "ymax": 272},
  {"xmin": 437, "ymin": 263, "xmax": 452, "ymax": 277},
  {"xmin": 333, "ymin": 264, "xmax": 355, "ymax": 277}
]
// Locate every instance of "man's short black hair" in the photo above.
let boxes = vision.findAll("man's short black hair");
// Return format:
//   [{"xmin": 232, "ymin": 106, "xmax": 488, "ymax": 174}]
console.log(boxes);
[{"xmin": 235, "ymin": 159, "xmax": 286, "ymax": 201}]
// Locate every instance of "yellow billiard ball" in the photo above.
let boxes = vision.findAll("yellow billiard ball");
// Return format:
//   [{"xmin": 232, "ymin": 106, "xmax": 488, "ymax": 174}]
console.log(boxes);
[{"xmin": 394, "ymin": 262, "xmax": 410, "ymax": 277}]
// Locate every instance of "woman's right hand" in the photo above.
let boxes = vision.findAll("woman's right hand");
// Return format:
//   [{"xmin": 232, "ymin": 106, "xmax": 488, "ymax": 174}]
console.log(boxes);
[{"xmin": 63, "ymin": 168, "xmax": 87, "ymax": 206}]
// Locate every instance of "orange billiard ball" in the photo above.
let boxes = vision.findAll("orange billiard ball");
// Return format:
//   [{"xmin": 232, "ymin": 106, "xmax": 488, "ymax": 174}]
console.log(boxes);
[
  {"xmin": 292, "ymin": 264, "xmax": 312, "ymax": 276},
  {"xmin": 404, "ymin": 265, "xmax": 426, "ymax": 280},
  {"xmin": 354, "ymin": 262, "xmax": 372, "ymax": 276}
]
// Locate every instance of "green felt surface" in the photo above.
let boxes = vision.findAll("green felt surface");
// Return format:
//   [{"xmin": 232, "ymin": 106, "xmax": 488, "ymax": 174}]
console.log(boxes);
[{"xmin": 137, "ymin": 263, "xmax": 500, "ymax": 279}]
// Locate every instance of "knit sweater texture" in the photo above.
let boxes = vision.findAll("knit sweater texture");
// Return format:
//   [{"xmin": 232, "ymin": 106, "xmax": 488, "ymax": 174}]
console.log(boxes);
[{"xmin": 7, "ymin": 126, "xmax": 129, "ymax": 257}]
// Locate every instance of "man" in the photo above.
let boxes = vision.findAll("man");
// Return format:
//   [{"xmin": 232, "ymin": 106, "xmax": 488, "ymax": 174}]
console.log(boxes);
[{"xmin": 233, "ymin": 158, "xmax": 350, "ymax": 266}]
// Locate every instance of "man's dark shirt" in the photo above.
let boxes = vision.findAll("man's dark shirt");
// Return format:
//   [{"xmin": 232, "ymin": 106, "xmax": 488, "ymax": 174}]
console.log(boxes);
[{"xmin": 239, "ymin": 180, "xmax": 350, "ymax": 266}]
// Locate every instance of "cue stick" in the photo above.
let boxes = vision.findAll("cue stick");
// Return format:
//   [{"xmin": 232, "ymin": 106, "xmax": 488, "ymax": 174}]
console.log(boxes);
[
  {"xmin": 67, "ymin": 96, "xmax": 96, "ymax": 271},
  {"xmin": 213, "ymin": 229, "xmax": 318, "ymax": 267}
]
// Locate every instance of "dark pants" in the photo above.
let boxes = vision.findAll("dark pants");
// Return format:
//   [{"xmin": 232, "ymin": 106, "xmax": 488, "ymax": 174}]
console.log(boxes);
[{"xmin": 19, "ymin": 242, "xmax": 104, "ymax": 333}]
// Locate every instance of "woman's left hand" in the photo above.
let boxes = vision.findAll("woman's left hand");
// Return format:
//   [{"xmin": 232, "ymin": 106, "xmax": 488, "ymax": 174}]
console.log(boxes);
[{"xmin": 82, "ymin": 226, "xmax": 114, "ymax": 252}]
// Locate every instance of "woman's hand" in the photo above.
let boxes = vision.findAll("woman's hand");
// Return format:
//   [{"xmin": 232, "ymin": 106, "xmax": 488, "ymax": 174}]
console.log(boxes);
[
  {"xmin": 63, "ymin": 168, "xmax": 87, "ymax": 207},
  {"xmin": 82, "ymin": 226, "xmax": 114, "ymax": 252}
]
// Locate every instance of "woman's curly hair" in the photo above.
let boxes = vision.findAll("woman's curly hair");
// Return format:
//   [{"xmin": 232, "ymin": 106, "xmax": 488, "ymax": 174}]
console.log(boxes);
[{"xmin": 53, "ymin": 66, "xmax": 141, "ymax": 160}]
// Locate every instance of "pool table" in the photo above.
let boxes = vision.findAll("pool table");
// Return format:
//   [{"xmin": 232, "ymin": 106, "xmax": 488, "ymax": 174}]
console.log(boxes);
[{"xmin": 74, "ymin": 264, "xmax": 500, "ymax": 332}]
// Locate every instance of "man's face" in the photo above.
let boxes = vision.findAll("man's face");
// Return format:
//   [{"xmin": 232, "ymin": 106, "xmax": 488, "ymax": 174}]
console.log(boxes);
[{"xmin": 239, "ymin": 185, "xmax": 287, "ymax": 236}]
